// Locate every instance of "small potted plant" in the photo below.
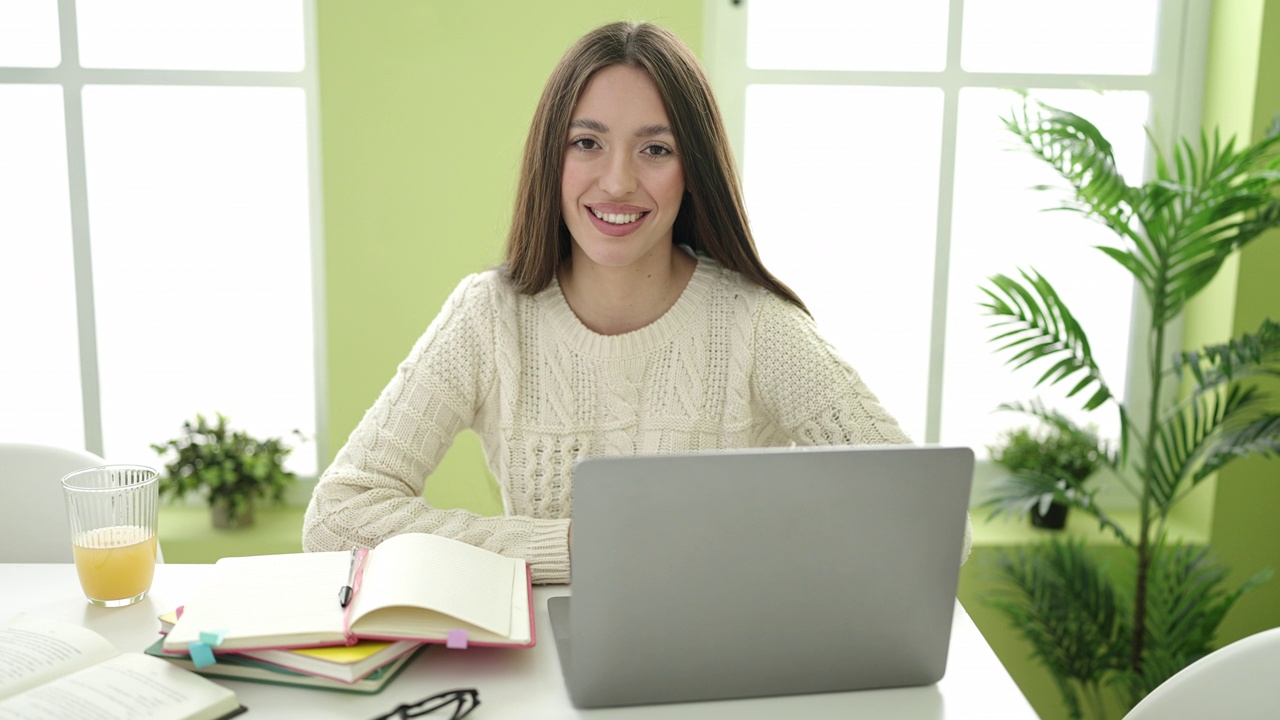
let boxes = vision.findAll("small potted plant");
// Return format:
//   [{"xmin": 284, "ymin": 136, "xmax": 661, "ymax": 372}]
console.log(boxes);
[
  {"xmin": 986, "ymin": 417, "xmax": 1102, "ymax": 529},
  {"xmin": 151, "ymin": 413, "xmax": 300, "ymax": 529}
]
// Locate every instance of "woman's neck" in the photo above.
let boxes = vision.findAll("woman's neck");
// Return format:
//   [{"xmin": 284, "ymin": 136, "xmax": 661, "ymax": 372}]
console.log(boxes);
[{"xmin": 558, "ymin": 246, "xmax": 697, "ymax": 336}]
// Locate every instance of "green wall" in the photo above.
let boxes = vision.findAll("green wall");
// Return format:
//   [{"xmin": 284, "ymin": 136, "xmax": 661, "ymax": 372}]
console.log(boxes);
[
  {"xmin": 315, "ymin": 0, "xmax": 704, "ymax": 513},
  {"xmin": 1196, "ymin": 0, "xmax": 1280, "ymax": 648}
]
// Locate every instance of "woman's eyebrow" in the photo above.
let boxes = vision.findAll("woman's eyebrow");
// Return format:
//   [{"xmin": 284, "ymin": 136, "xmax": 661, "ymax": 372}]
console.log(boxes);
[
  {"xmin": 635, "ymin": 123, "xmax": 674, "ymax": 138},
  {"xmin": 568, "ymin": 118, "xmax": 673, "ymax": 138},
  {"xmin": 569, "ymin": 118, "xmax": 608, "ymax": 133}
]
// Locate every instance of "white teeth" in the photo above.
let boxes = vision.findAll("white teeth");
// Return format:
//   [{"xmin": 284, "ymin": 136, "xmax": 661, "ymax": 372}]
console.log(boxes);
[{"xmin": 591, "ymin": 209, "xmax": 643, "ymax": 225}]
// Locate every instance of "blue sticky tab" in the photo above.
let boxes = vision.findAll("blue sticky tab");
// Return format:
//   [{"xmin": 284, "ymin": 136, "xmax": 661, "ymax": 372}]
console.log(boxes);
[
  {"xmin": 189, "ymin": 642, "xmax": 216, "ymax": 668},
  {"xmin": 198, "ymin": 630, "xmax": 226, "ymax": 646},
  {"xmin": 446, "ymin": 629, "xmax": 468, "ymax": 649}
]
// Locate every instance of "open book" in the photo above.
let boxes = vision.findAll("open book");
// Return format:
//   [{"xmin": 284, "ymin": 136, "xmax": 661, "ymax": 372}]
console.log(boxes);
[
  {"xmin": 0, "ymin": 614, "xmax": 242, "ymax": 720},
  {"xmin": 163, "ymin": 532, "xmax": 534, "ymax": 654}
]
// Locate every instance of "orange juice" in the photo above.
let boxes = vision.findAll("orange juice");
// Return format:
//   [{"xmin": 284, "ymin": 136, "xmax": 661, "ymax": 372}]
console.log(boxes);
[{"xmin": 72, "ymin": 525, "xmax": 157, "ymax": 603}]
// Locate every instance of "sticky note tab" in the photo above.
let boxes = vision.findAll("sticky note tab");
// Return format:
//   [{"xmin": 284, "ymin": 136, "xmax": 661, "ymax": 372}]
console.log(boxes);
[
  {"xmin": 189, "ymin": 642, "xmax": 216, "ymax": 668},
  {"xmin": 198, "ymin": 630, "xmax": 226, "ymax": 646},
  {"xmin": 446, "ymin": 629, "xmax": 468, "ymax": 649}
]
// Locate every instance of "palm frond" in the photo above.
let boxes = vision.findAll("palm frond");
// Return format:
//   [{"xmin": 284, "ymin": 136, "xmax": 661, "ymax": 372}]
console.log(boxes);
[
  {"xmin": 1004, "ymin": 99, "xmax": 1136, "ymax": 239},
  {"xmin": 980, "ymin": 270, "xmax": 1115, "ymax": 411},
  {"xmin": 1149, "ymin": 384, "xmax": 1262, "ymax": 513},
  {"xmin": 985, "ymin": 539, "xmax": 1126, "ymax": 709},
  {"xmin": 982, "ymin": 470, "xmax": 1134, "ymax": 547},
  {"xmin": 1171, "ymin": 318, "xmax": 1280, "ymax": 389},
  {"xmin": 1190, "ymin": 412, "xmax": 1280, "ymax": 485},
  {"xmin": 1115, "ymin": 539, "xmax": 1272, "ymax": 699},
  {"xmin": 1140, "ymin": 125, "xmax": 1280, "ymax": 325}
]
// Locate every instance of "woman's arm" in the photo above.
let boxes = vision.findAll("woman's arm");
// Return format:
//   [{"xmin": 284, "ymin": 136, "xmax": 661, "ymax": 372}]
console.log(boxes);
[{"xmin": 302, "ymin": 274, "xmax": 572, "ymax": 583}]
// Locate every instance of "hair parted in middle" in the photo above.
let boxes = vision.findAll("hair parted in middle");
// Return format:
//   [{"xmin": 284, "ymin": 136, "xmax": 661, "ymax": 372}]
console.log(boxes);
[{"xmin": 502, "ymin": 21, "xmax": 807, "ymax": 313}]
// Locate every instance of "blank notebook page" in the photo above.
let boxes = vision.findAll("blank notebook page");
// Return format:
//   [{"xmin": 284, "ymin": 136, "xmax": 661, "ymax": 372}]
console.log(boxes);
[
  {"xmin": 170, "ymin": 552, "xmax": 350, "ymax": 645},
  {"xmin": 352, "ymin": 533, "xmax": 519, "ymax": 636}
]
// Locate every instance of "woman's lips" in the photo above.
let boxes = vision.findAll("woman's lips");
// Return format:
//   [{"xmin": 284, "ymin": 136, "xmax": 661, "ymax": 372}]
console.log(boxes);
[{"xmin": 586, "ymin": 206, "xmax": 650, "ymax": 237}]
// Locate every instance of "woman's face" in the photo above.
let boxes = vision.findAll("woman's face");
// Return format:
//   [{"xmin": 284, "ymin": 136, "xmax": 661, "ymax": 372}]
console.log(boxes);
[{"xmin": 560, "ymin": 64, "xmax": 685, "ymax": 273}]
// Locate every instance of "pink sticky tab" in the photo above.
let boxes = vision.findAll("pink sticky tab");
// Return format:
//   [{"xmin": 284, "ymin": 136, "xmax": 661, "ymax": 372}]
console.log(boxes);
[
  {"xmin": 175, "ymin": 606, "xmax": 184, "ymax": 620},
  {"xmin": 446, "ymin": 629, "xmax": 468, "ymax": 649}
]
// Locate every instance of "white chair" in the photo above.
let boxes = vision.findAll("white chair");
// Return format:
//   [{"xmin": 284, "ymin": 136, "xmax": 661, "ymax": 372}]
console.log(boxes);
[
  {"xmin": 1123, "ymin": 626, "xmax": 1280, "ymax": 720},
  {"xmin": 0, "ymin": 442, "xmax": 164, "ymax": 563}
]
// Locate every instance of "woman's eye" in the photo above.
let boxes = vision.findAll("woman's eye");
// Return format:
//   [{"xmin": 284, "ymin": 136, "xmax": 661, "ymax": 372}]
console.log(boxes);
[
  {"xmin": 570, "ymin": 138, "xmax": 600, "ymax": 151},
  {"xmin": 643, "ymin": 145, "xmax": 673, "ymax": 157}
]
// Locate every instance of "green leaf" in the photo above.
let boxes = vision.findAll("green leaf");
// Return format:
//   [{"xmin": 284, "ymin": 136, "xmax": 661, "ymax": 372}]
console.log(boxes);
[
  {"xmin": 1191, "ymin": 413, "xmax": 1280, "ymax": 485},
  {"xmin": 152, "ymin": 413, "xmax": 298, "ymax": 512},
  {"xmin": 1003, "ymin": 98, "xmax": 1135, "ymax": 237},
  {"xmin": 983, "ymin": 539, "xmax": 1127, "ymax": 716},
  {"xmin": 1171, "ymin": 319, "xmax": 1280, "ymax": 391},
  {"xmin": 979, "ymin": 270, "xmax": 1116, "ymax": 414}
]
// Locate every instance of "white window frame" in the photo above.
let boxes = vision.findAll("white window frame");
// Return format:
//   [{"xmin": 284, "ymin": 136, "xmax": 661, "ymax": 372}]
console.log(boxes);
[
  {"xmin": 703, "ymin": 0, "xmax": 1211, "ymax": 504},
  {"xmin": 0, "ymin": 0, "xmax": 328, "ymax": 469}
]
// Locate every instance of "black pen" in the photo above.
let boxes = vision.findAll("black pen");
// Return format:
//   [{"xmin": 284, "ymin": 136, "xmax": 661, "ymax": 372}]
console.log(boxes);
[{"xmin": 339, "ymin": 547, "xmax": 359, "ymax": 608}]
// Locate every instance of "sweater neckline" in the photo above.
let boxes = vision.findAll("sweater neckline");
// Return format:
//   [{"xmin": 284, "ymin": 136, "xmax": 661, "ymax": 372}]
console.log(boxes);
[{"xmin": 541, "ymin": 255, "xmax": 716, "ymax": 358}]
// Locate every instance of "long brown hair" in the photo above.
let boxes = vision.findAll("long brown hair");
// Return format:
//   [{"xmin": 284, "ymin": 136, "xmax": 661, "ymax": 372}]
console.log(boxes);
[{"xmin": 503, "ymin": 21, "xmax": 807, "ymax": 313}]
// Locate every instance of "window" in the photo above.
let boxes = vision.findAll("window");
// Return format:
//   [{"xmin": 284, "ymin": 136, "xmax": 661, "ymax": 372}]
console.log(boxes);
[
  {"xmin": 705, "ymin": 0, "xmax": 1208, "ymax": 500},
  {"xmin": 0, "ymin": 0, "xmax": 322, "ymax": 476}
]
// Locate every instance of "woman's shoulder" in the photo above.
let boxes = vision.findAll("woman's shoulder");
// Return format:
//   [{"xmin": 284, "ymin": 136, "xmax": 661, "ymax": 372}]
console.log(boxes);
[
  {"xmin": 443, "ymin": 267, "xmax": 526, "ymax": 311},
  {"xmin": 698, "ymin": 255, "xmax": 805, "ymax": 321}
]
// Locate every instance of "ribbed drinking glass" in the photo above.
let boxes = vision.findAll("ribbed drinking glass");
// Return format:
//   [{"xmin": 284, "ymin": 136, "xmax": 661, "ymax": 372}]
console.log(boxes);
[{"xmin": 61, "ymin": 465, "xmax": 159, "ymax": 607}]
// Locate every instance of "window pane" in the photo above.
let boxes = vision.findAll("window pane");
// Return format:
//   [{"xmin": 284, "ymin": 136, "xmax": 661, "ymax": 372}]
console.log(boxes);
[
  {"xmin": 940, "ymin": 88, "xmax": 1150, "ymax": 455},
  {"xmin": 747, "ymin": 0, "xmax": 948, "ymax": 72},
  {"xmin": 744, "ymin": 85, "xmax": 944, "ymax": 442},
  {"xmin": 76, "ymin": 0, "xmax": 304, "ymax": 71},
  {"xmin": 962, "ymin": 0, "xmax": 1159, "ymax": 74},
  {"xmin": 0, "ymin": 85, "xmax": 85, "ymax": 448},
  {"xmin": 81, "ymin": 85, "xmax": 316, "ymax": 474},
  {"xmin": 0, "ymin": 0, "xmax": 60, "ymax": 67}
]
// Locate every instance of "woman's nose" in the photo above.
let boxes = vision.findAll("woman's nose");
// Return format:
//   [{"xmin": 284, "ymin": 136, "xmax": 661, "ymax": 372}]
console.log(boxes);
[{"xmin": 599, "ymin": 150, "xmax": 638, "ymax": 197}]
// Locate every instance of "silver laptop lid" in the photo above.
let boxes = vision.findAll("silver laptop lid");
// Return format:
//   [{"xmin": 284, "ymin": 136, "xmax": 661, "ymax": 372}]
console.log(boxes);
[{"xmin": 556, "ymin": 444, "xmax": 973, "ymax": 709}]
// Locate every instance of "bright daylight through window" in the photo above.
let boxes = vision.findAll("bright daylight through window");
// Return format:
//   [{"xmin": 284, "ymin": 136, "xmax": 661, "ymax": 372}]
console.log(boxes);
[{"xmin": 0, "ymin": 0, "xmax": 320, "ymax": 476}]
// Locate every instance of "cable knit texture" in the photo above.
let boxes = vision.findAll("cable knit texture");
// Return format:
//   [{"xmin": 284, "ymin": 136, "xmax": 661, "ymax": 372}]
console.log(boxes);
[{"xmin": 303, "ymin": 255, "xmax": 972, "ymax": 583}]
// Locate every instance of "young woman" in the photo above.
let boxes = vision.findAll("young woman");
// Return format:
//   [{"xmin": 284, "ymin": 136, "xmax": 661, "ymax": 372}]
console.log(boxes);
[{"xmin": 303, "ymin": 22, "xmax": 967, "ymax": 583}]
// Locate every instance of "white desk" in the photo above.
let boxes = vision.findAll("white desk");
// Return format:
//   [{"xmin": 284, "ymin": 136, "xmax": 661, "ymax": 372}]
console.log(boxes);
[{"xmin": 2, "ymin": 564, "xmax": 1035, "ymax": 719}]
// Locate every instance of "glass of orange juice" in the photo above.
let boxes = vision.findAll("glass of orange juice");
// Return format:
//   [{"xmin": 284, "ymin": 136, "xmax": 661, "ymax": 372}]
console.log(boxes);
[{"xmin": 61, "ymin": 465, "xmax": 159, "ymax": 607}]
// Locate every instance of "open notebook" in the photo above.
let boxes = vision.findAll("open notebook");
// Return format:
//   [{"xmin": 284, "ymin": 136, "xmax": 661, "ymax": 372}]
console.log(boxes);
[{"xmin": 164, "ymin": 532, "xmax": 534, "ymax": 654}]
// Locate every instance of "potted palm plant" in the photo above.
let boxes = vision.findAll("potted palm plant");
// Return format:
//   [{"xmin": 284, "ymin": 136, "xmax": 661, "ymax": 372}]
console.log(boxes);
[
  {"xmin": 979, "ymin": 97, "xmax": 1280, "ymax": 718},
  {"xmin": 152, "ymin": 413, "xmax": 300, "ymax": 529}
]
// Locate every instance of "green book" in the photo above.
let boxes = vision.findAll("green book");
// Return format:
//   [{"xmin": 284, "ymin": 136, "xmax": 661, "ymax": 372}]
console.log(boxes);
[{"xmin": 144, "ymin": 638, "xmax": 421, "ymax": 695}]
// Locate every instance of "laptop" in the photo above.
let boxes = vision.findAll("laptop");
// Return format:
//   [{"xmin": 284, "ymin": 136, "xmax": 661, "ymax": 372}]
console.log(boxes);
[{"xmin": 549, "ymin": 444, "xmax": 973, "ymax": 709}]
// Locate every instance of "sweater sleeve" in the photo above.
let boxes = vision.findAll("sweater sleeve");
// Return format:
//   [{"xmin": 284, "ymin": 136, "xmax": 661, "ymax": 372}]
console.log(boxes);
[
  {"xmin": 302, "ymin": 274, "xmax": 572, "ymax": 583},
  {"xmin": 750, "ymin": 294, "xmax": 972, "ymax": 564}
]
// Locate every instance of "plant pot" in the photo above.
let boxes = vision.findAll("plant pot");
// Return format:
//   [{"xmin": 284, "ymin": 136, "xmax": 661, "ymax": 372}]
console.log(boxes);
[
  {"xmin": 1030, "ymin": 500, "xmax": 1068, "ymax": 530},
  {"xmin": 211, "ymin": 499, "xmax": 255, "ymax": 529}
]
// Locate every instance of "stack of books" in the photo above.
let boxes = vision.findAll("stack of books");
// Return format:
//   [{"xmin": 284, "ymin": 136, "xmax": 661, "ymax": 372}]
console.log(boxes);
[
  {"xmin": 151, "ymin": 611, "xmax": 424, "ymax": 694},
  {"xmin": 150, "ymin": 532, "xmax": 535, "ymax": 694}
]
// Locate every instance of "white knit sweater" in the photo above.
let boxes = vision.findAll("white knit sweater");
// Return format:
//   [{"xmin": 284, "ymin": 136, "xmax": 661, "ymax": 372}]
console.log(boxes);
[{"xmin": 303, "ymin": 255, "xmax": 969, "ymax": 583}]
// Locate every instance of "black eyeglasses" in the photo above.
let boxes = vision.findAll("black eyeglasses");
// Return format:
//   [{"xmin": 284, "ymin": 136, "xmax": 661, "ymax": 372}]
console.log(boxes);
[{"xmin": 371, "ymin": 688, "xmax": 480, "ymax": 720}]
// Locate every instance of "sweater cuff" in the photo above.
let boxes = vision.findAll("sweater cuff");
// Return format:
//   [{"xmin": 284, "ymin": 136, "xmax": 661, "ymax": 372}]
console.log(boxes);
[{"xmin": 525, "ymin": 517, "xmax": 572, "ymax": 584}]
